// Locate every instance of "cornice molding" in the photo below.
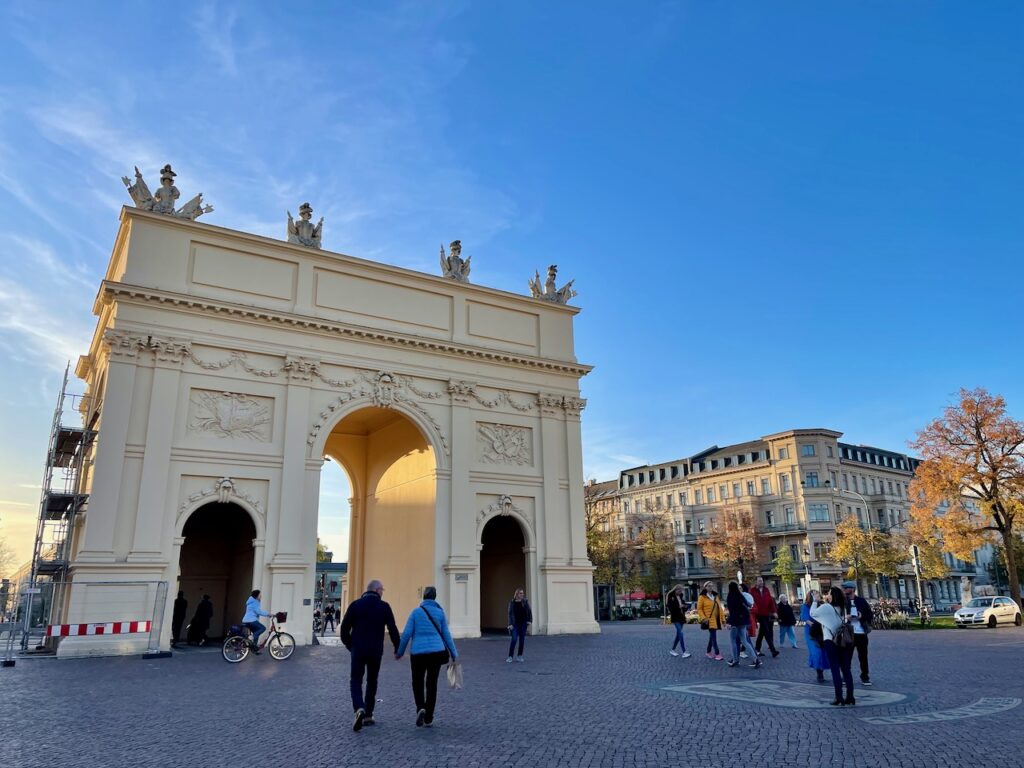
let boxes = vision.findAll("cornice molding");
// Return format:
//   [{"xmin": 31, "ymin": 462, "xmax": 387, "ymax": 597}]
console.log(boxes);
[{"xmin": 101, "ymin": 281, "xmax": 593, "ymax": 378}]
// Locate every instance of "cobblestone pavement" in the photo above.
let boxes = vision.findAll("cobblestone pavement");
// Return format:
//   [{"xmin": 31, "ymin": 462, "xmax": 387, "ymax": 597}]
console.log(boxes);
[{"xmin": 3, "ymin": 621, "xmax": 1023, "ymax": 768}]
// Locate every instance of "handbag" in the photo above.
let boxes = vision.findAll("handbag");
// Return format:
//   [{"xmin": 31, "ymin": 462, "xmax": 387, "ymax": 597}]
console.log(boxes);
[
  {"xmin": 700, "ymin": 597, "xmax": 718, "ymax": 630},
  {"xmin": 420, "ymin": 607, "xmax": 462, "ymax": 690},
  {"xmin": 835, "ymin": 607, "xmax": 856, "ymax": 649}
]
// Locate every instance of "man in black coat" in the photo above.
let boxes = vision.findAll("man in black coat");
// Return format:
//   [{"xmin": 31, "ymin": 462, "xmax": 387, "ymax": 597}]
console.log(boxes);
[
  {"xmin": 842, "ymin": 580, "xmax": 874, "ymax": 686},
  {"xmin": 340, "ymin": 579, "xmax": 400, "ymax": 732},
  {"xmin": 171, "ymin": 591, "xmax": 187, "ymax": 647}
]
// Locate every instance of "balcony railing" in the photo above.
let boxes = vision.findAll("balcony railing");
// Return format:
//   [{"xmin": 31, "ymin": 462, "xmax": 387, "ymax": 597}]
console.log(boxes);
[{"xmin": 757, "ymin": 522, "xmax": 807, "ymax": 536}]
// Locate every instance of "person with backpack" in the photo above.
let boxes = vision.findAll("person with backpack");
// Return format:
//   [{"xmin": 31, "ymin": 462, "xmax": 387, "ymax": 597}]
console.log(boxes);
[
  {"xmin": 811, "ymin": 586, "xmax": 855, "ymax": 706},
  {"xmin": 396, "ymin": 586, "xmax": 459, "ymax": 727},
  {"xmin": 666, "ymin": 585, "xmax": 691, "ymax": 659},
  {"xmin": 506, "ymin": 588, "xmax": 533, "ymax": 663},
  {"xmin": 696, "ymin": 582, "xmax": 724, "ymax": 660}
]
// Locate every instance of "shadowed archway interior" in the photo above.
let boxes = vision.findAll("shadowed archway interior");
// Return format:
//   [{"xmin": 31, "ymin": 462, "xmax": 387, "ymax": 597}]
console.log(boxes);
[
  {"xmin": 480, "ymin": 515, "xmax": 526, "ymax": 631},
  {"xmin": 178, "ymin": 503, "xmax": 256, "ymax": 639}
]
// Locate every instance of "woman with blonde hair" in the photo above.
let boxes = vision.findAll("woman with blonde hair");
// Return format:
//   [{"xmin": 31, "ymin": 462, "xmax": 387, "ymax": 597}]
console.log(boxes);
[
  {"xmin": 696, "ymin": 581, "xmax": 724, "ymax": 660},
  {"xmin": 666, "ymin": 585, "xmax": 691, "ymax": 658},
  {"xmin": 506, "ymin": 588, "xmax": 532, "ymax": 663}
]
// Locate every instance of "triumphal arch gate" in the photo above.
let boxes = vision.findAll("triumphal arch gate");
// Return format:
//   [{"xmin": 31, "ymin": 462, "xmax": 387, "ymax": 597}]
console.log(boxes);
[{"xmin": 59, "ymin": 169, "xmax": 597, "ymax": 656}]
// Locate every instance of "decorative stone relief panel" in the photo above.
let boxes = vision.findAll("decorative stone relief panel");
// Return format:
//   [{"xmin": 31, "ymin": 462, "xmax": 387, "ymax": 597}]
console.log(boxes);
[
  {"xmin": 187, "ymin": 389, "xmax": 273, "ymax": 441},
  {"xmin": 477, "ymin": 423, "xmax": 533, "ymax": 466},
  {"xmin": 476, "ymin": 493, "xmax": 536, "ymax": 530}
]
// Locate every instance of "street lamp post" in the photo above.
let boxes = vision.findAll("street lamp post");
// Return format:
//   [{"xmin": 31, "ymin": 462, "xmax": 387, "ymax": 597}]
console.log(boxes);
[{"xmin": 910, "ymin": 544, "xmax": 926, "ymax": 625}]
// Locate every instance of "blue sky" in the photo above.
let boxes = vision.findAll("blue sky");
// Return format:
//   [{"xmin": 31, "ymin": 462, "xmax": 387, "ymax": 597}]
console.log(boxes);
[{"xmin": 1, "ymin": 2, "xmax": 1022, "ymax": 567}]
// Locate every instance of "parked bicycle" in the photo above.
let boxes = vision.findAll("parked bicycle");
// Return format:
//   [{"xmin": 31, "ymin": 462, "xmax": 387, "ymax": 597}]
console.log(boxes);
[{"xmin": 222, "ymin": 612, "xmax": 295, "ymax": 662}]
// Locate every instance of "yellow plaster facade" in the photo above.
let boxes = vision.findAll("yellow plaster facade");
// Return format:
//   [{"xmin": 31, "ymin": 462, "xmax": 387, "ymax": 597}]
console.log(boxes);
[{"xmin": 58, "ymin": 208, "xmax": 598, "ymax": 657}]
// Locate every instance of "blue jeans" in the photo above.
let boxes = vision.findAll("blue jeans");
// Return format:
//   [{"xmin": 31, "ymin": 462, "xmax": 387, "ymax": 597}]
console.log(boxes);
[
  {"xmin": 706, "ymin": 628, "xmax": 720, "ymax": 655},
  {"xmin": 778, "ymin": 625, "xmax": 797, "ymax": 647},
  {"xmin": 350, "ymin": 651, "xmax": 382, "ymax": 714},
  {"xmin": 671, "ymin": 622, "xmax": 686, "ymax": 652},
  {"xmin": 823, "ymin": 640, "xmax": 855, "ymax": 701},
  {"xmin": 508, "ymin": 623, "xmax": 528, "ymax": 657},
  {"xmin": 730, "ymin": 625, "xmax": 757, "ymax": 663},
  {"xmin": 245, "ymin": 620, "xmax": 266, "ymax": 647}
]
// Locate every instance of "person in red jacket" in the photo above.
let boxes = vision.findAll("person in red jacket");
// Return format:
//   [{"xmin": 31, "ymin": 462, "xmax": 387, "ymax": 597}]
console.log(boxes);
[{"xmin": 750, "ymin": 576, "xmax": 780, "ymax": 658}]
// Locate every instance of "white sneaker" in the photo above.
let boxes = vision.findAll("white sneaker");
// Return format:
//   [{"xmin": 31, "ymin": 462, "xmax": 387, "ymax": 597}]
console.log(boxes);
[
  {"xmin": 506, "ymin": 656, "xmax": 513, "ymax": 663},
  {"xmin": 515, "ymin": 656, "xmax": 524, "ymax": 663},
  {"xmin": 669, "ymin": 650, "xmax": 680, "ymax": 657},
  {"xmin": 740, "ymin": 651, "xmax": 748, "ymax": 659},
  {"xmin": 680, "ymin": 652, "xmax": 692, "ymax": 659}
]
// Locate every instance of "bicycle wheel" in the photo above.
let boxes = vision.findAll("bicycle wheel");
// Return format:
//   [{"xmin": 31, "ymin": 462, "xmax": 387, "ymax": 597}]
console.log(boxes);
[
  {"xmin": 268, "ymin": 632, "xmax": 296, "ymax": 660},
  {"xmin": 222, "ymin": 635, "xmax": 250, "ymax": 663}
]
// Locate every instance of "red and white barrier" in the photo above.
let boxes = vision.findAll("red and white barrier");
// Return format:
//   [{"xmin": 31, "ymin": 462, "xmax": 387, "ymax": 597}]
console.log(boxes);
[{"xmin": 46, "ymin": 621, "xmax": 151, "ymax": 637}]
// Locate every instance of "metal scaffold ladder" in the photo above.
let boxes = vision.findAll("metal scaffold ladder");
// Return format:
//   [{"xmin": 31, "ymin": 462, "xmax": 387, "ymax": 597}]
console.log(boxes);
[{"xmin": 18, "ymin": 363, "xmax": 96, "ymax": 654}]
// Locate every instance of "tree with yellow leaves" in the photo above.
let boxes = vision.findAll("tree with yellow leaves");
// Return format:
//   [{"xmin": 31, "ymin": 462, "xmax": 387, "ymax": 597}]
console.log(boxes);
[
  {"xmin": 698, "ymin": 507, "xmax": 763, "ymax": 580},
  {"xmin": 910, "ymin": 388, "xmax": 1024, "ymax": 607}
]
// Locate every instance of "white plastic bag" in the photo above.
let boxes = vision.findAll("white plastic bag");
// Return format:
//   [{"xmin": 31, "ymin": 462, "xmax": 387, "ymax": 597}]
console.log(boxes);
[{"xmin": 446, "ymin": 660, "xmax": 463, "ymax": 690}]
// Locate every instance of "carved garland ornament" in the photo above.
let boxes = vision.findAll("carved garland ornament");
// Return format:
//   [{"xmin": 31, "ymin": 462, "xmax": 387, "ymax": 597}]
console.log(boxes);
[
  {"xmin": 478, "ymin": 494, "xmax": 525, "ymax": 522},
  {"xmin": 179, "ymin": 477, "xmax": 263, "ymax": 515},
  {"xmin": 307, "ymin": 370, "xmax": 451, "ymax": 455},
  {"xmin": 448, "ymin": 380, "xmax": 534, "ymax": 412}
]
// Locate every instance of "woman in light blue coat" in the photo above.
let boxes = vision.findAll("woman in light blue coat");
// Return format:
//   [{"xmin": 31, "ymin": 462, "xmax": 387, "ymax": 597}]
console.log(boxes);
[{"xmin": 395, "ymin": 586, "xmax": 458, "ymax": 727}]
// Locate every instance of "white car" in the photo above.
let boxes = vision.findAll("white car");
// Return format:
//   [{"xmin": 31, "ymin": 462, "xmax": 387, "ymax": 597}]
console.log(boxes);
[{"xmin": 954, "ymin": 596, "xmax": 1022, "ymax": 628}]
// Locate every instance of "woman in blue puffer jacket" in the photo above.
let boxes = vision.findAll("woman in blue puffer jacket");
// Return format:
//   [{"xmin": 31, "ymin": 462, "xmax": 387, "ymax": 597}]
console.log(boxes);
[{"xmin": 395, "ymin": 586, "xmax": 459, "ymax": 727}]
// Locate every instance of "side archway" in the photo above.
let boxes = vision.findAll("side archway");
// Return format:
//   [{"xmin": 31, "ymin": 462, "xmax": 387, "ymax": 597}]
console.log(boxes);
[{"xmin": 479, "ymin": 514, "xmax": 531, "ymax": 632}]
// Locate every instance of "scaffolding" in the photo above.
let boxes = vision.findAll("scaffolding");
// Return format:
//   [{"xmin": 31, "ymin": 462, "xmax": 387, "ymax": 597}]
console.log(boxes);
[{"xmin": 22, "ymin": 364, "xmax": 95, "ymax": 651}]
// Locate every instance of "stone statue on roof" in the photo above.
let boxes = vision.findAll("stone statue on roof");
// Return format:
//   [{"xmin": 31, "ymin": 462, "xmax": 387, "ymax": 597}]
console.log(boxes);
[
  {"xmin": 122, "ymin": 164, "xmax": 213, "ymax": 220},
  {"xmin": 287, "ymin": 202, "xmax": 324, "ymax": 248},
  {"xmin": 439, "ymin": 239, "xmax": 471, "ymax": 282},
  {"xmin": 528, "ymin": 264, "xmax": 576, "ymax": 304}
]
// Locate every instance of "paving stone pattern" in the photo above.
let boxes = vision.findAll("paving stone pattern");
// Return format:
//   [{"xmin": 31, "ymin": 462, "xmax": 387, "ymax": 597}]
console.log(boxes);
[{"xmin": 2, "ymin": 621, "xmax": 1023, "ymax": 767}]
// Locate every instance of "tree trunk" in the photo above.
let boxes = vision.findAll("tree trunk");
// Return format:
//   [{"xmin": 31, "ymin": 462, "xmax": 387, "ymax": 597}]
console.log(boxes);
[{"xmin": 1002, "ymin": 527, "xmax": 1022, "ymax": 608}]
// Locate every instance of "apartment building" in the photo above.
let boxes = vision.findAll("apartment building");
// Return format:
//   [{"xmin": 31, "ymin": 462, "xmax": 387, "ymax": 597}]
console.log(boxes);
[{"xmin": 586, "ymin": 428, "xmax": 986, "ymax": 605}]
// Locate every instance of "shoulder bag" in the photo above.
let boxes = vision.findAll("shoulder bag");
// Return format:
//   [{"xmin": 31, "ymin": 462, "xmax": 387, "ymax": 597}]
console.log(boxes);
[
  {"xmin": 835, "ymin": 606, "xmax": 856, "ymax": 649},
  {"xmin": 420, "ymin": 607, "xmax": 463, "ymax": 690},
  {"xmin": 700, "ymin": 598, "xmax": 718, "ymax": 630}
]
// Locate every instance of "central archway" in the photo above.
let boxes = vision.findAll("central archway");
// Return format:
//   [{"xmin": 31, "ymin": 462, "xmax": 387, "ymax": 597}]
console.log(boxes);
[{"xmin": 323, "ymin": 406, "xmax": 437, "ymax": 625}]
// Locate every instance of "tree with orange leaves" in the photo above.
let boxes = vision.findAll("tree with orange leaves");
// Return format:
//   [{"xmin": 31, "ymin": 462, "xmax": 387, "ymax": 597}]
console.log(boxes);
[
  {"xmin": 698, "ymin": 507, "xmax": 763, "ymax": 580},
  {"xmin": 910, "ymin": 388, "xmax": 1024, "ymax": 607}
]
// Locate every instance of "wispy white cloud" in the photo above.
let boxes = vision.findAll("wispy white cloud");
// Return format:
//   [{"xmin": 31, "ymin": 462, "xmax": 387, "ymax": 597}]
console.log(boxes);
[{"xmin": 192, "ymin": 1, "xmax": 241, "ymax": 76}]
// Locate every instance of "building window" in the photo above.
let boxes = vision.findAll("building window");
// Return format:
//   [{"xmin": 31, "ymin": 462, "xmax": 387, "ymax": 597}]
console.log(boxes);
[
  {"xmin": 807, "ymin": 503, "xmax": 830, "ymax": 522},
  {"xmin": 698, "ymin": 518, "xmax": 706, "ymax": 533},
  {"xmin": 694, "ymin": 489, "xmax": 703, "ymax": 505},
  {"xmin": 842, "ymin": 473, "xmax": 849, "ymax": 490},
  {"xmin": 805, "ymin": 472, "xmax": 819, "ymax": 488},
  {"xmin": 830, "ymin": 471, "xmax": 838, "ymax": 487},
  {"xmin": 888, "ymin": 481, "xmax": 894, "ymax": 495},
  {"xmin": 779, "ymin": 447, "xmax": 790, "ymax": 459},
  {"xmin": 655, "ymin": 495, "xmax": 663, "ymax": 509},
  {"xmin": 878, "ymin": 509, "xmax": 886, "ymax": 527},
  {"xmin": 827, "ymin": 446, "xmax": 834, "ymax": 458},
  {"xmin": 784, "ymin": 505, "xmax": 796, "ymax": 524},
  {"xmin": 790, "ymin": 544, "xmax": 800, "ymax": 562},
  {"xmin": 707, "ymin": 487, "xmax": 716, "ymax": 503},
  {"xmin": 814, "ymin": 542, "xmax": 831, "ymax": 560},
  {"xmin": 801, "ymin": 444, "xmax": 815, "ymax": 457},
  {"xmin": 870, "ymin": 477, "xmax": 877, "ymax": 494},
  {"xmin": 659, "ymin": 468, "xmax": 666, "ymax": 481},
  {"xmin": 781, "ymin": 474, "xmax": 792, "ymax": 493},
  {"xmin": 733, "ymin": 483, "xmax": 741, "ymax": 498},
  {"xmin": 761, "ymin": 478, "xmax": 771, "ymax": 495},
  {"xmin": 623, "ymin": 501, "xmax": 630, "ymax": 514},
  {"xmin": 680, "ymin": 491, "xmax": 688, "ymax": 506},
  {"xmin": 769, "ymin": 545, "xmax": 779, "ymax": 561},
  {"xmin": 835, "ymin": 503, "xmax": 842, "ymax": 520},
  {"xmin": 719, "ymin": 484, "xmax": 728, "ymax": 499},
  {"xmin": 765, "ymin": 509, "xmax": 775, "ymax": 527},
  {"xmin": 687, "ymin": 552, "xmax": 695, "ymax": 568},
  {"xmin": 747, "ymin": 481, "xmax": 755, "ymax": 496},
  {"xmin": 855, "ymin": 507, "xmax": 863, "ymax": 524},
  {"xmin": 684, "ymin": 519, "xmax": 692, "ymax": 534}
]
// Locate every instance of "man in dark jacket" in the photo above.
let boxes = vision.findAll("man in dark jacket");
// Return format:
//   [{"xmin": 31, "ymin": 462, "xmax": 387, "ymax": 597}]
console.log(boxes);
[
  {"xmin": 842, "ymin": 580, "xmax": 874, "ymax": 686},
  {"xmin": 750, "ymin": 577, "xmax": 780, "ymax": 658},
  {"xmin": 171, "ymin": 591, "xmax": 187, "ymax": 647},
  {"xmin": 340, "ymin": 579, "xmax": 400, "ymax": 732}
]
